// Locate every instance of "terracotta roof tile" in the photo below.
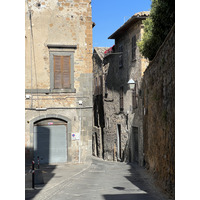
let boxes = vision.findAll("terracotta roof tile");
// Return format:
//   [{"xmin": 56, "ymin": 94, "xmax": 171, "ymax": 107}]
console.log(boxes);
[
  {"xmin": 94, "ymin": 47, "xmax": 109, "ymax": 60},
  {"xmin": 108, "ymin": 11, "xmax": 150, "ymax": 39}
]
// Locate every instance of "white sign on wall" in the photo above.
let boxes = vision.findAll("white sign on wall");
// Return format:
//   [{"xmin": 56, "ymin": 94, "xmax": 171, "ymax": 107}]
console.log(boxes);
[{"xmin": 71, "ymin": 132, "xmax": 80, "ymax": 140}]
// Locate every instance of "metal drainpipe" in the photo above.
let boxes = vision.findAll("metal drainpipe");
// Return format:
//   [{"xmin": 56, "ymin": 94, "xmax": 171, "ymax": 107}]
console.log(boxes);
[
  {"xmin": 78, "ymin": 100, "xmax": 83, "ymax": 163},
  {"xmin": 28, "ymin": 9, "xmax": 33, "ymax": 109},
  {"xmin": 79, "ymin": 107, "xmax": 82, "ymax": 163}
]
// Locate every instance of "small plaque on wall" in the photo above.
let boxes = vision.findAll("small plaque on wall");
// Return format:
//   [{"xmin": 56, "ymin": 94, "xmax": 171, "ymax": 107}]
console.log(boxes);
[{"xmin": 71, "ymin": 132, "xmax": 80, "ymax": 140}]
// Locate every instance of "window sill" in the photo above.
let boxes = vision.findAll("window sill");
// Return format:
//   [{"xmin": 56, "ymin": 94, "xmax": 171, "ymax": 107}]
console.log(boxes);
[
  {"xmin": 25, "ymin": 88, "xmax": 76, "ymax": 94},
  {"xmin": 50, "ymin": 88, "xmax": 76, "ymax": 93}
]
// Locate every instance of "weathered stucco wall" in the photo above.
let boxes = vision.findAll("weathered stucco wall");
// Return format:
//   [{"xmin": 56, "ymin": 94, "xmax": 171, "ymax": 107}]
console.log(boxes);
[
  {"xmin": 25, "ymin": 0, "xmax": 93, "ymax": 163},
  {"xmin": 142, "ymin": 25, "xmax": 175, "ymax": 197},
  {"xmin": 25, "ymin": 0, "xmax": 92, "ymax": 90}
]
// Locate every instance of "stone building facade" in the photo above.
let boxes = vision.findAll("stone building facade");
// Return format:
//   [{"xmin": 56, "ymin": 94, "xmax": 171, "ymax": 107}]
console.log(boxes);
[
  {"xmin": 142, "ymin": 25, "xmax": 175, "ymax": 196},
  {"xmin": 25, "ymin": 0, "xmax": 93, "ymax": 164},
  {"xmin": 93, "ymin": 12, "xmax": 149, "ymax": 166},
  {"xmin": 92, "ymin": 47, "xmax": 109, "ymax": 158}
]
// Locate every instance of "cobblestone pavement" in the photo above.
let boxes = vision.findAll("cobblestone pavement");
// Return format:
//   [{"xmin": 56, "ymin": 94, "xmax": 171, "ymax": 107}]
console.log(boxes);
[{"xmin": 25, "ymin": 157, "xmax": 172, "ymax": 200}]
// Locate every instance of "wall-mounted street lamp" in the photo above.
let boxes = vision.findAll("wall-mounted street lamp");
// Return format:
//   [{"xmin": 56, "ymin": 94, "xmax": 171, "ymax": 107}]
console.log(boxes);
[{"xmin": 128, "ymin": 78, "xmax": 136, "ymax": 90}]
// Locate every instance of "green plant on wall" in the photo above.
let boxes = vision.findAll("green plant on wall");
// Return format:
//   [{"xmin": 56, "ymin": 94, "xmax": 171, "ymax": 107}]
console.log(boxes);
[{"xmin": 137, "ymin": 0, "xmax": 175, "ymax": 60}]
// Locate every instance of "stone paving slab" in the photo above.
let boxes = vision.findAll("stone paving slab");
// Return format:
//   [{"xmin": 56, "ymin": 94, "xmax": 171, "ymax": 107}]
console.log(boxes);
[
  {"xmin": 25, "ymin": 157, "xmax": 172, "ymax": 200},
  {"xmin": 25, "ymin": 162, "xmax": 91, "ymax": 200}
]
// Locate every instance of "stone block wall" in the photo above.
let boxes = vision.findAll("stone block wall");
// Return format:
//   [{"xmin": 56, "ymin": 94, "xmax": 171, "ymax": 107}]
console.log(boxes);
[
  {"xmin": 142, "ymin": 25, "xmax": 175, "ymax": 197},
  {"xmin": 25, "ymin": 0, "xmax": 93, "ymax": 163},
  {"xmin": 102, "ymin": 20, "xmax": 148, "ymax": 165}
]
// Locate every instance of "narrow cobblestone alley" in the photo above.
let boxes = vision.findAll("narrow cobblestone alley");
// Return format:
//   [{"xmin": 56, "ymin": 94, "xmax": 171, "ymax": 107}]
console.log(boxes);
[{"xmin": 26, "ymin": 157, "xmax": 171, "ymax": 200}]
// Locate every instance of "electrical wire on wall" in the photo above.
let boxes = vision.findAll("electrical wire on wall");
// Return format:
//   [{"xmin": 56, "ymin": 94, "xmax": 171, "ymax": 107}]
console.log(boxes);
[
  {"xmin": 26, "ymin": 0, "xmax": 40, "ymax": 110},
  {"xmin": 26, "ymin": 1, "xmax": 33, "ymax": 108}
]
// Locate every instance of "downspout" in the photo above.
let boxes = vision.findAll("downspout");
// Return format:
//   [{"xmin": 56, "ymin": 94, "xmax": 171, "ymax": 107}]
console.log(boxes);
[{"xmin": 26, "ymin": 1, "xmax": 33, "ymax": 108}]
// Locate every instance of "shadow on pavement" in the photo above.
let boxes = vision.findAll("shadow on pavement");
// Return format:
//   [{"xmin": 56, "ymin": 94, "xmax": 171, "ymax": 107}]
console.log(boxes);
[
  {"xmin": 25, "ymin": 125, "xmax": 56, "ymax": 199},
  {"xmin": 25, "ymin": 164, "xmax": 57, "ymax": 200},
  {"xmin": 103, "ymin": 194, "xmax": 154, "ymax": 200},
  {"xmin": 125, "ymin": 164, "xmax": 150, "ymax": 193},
  {"xmin": 124, "ymin": 163, "xmax": 170, "ymax": 200},
  {"xmin": 103, "ymin": 161, "xmax": 171, "ymax": 200}
]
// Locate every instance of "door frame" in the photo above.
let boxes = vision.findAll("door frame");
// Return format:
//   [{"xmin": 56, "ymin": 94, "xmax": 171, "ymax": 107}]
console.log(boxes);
[
  {"xmin": 29, "ymin": 114, "xmax": 72, "ymax": 162},
  {"xmin": 34, "ymin": 119, "xmax": 68, "ymax": 163}
]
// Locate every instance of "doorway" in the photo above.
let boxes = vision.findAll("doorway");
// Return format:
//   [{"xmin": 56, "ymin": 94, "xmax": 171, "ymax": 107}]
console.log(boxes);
[
  {"xmin": 117, "ymin": 124, "xmax": 121, "ymax": 161},
  {"xmin": 132, "ymin": 126, "xmax": 139, "ymax": 163},
  {"xmin": 33, "ymin": 118, "xmax": 68, "ymax": 164},
  {"xmin": 92, "ymin": 132, "xmax": 98, "ymax": 157}
]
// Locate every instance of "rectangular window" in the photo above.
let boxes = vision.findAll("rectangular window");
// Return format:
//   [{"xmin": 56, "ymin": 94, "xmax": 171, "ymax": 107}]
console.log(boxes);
[
  {"xmin": 105, "ymin": 80, "xmax": 108, "ymax": 98},
  {"xmin": 132, "ymin": 126, "xmax": 139, "ymax": 162},
  {"xmin": 132, "ymin": 35, "xmax": 136, "ymax": 60},
  {"xmin": 54, "ymin": 55, "xmax": 71, "ymax": 89},
  {"xmin": 94, "ymin": 77, "xmax": 97, "ymax": 95},
  {"xmin": 99, "ymin": 76, "xmax": 103, "ymax": 95},
  {"xmin": 118, "ymin": 45, "xmax": 123, "ymax": 68},
  {"xmin": 120, "ymin": 86, "xmax": 124, "ymax": 112},
  {"xmin": 50, "ymin": 51, "xmax": 75, "ymax": 93}
]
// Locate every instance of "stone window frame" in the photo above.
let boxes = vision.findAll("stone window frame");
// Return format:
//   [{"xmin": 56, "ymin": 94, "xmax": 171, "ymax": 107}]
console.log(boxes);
[{"xmin": 49, "ymin": 51, "xmax": 76, "ymax": 93}]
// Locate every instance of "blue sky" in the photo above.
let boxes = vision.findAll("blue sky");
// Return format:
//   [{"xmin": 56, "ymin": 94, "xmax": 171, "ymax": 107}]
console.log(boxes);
[{"xmin": 91, "ymin": 0, "xmax": 151, "ymax": 47}]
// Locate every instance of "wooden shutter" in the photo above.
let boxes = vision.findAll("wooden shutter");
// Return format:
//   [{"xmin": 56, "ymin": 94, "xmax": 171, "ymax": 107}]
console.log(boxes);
[
  {"xmin": 62, "ymin": 56, "xmax": 71, "ymax": 88},
  {"xmin": 120, "ymin": 87, "xmax": 124, "ymax": 112},
  {"xmin": 132, "ymin": 87, "xmax": 137, "ymax": 109},
  {"xmin": 54, "ymin": 55, "xmax": 71, "ymax": 89},
  {"xmin": 54, "ymin": 56, "xmax": 62, "ymax": 89}
]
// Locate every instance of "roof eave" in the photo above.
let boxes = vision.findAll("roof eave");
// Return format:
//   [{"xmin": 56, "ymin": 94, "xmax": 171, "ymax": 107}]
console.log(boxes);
[{"xmin": 108, "ymin": 16, "xmax": 147, "ymax": 39}]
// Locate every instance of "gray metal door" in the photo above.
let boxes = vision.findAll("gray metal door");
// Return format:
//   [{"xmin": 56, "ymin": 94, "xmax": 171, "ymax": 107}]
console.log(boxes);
[{"xmin": 34, "ymin": 125, "xmax": 67, "ymax": 164}]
